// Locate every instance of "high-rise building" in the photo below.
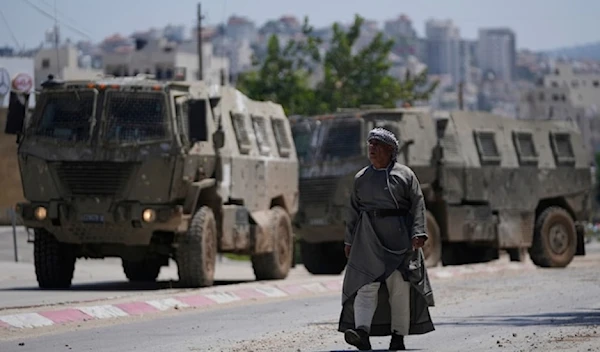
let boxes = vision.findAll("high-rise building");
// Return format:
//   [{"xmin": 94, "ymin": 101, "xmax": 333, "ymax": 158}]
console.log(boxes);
[
  {"xmin": 477, "ymin": 28, "xmax": 516, "ymax": 82},
  {"xmin": 425, "ymin": 19, "xmax": 464, "ymax": 85}
]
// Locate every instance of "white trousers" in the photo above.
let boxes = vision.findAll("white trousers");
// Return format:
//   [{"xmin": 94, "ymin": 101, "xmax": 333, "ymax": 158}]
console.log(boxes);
[{"xmin": 354, "ymin": 270, "xmax": 411, "ymax": 336}]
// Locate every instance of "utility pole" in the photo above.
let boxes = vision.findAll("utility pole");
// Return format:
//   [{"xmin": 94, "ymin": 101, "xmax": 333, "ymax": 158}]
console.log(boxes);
[
  {"xmin": 458, "ymin": 81, "xmax": 464, "ymax": 110},
  {"xmin": 197, "ymin": 3, "xmax": 204, "ymax": 81}
]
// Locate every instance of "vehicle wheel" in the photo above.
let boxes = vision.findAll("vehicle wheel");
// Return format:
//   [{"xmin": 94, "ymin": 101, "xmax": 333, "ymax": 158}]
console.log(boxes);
[
  {"xmin": 176, "ymin": 206, "xmax": 218, "ymax": 287},
  {"xmin": 34, "ymin": 229, "xmax": 76, "ymax": 289},
  {"xmin": 300, "ymin": 240, "xmax": 347, "ymax": 275},
  {"xmin": 251, "ymin": 206, "xmax": 293, "ymax": 280},
  {"xmin": 122, "ymin": 258, "xmax": 162, "ymax": 282},
  {"xmin": 529, "ymin": 206, "xmax": 577, "ymax": 268},
  {"xmin": 423, "ymin": 211, "xmax": 442, "ymax": 268}
]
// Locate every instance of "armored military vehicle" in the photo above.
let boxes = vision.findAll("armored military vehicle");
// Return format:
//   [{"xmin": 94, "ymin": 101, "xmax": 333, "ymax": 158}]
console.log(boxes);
[
  {"xmin": 4, "ymin": 74, "xmax": 298, "ymax": 289},
  {"xmin": 291, "ymin": 107, "xmax": 591, "ymax": 274}
]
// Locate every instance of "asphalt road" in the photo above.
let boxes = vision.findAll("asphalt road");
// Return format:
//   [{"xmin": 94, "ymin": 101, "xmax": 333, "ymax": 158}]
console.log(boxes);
[
  {"xmin": 0, "ymin": 226, "xmax": 312, "ymax": 310},
  {"xmin": 1, "ymin": 243, "xmax": 599, "ymax": 352}
]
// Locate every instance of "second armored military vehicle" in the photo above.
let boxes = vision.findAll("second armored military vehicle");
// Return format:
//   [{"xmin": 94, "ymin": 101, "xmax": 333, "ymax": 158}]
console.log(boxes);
[
  {"xmin": 4, "ymin": 74, "xmax": 298, "ymax": 289},
  {"xmin": 291, "ymin": 107, "xmax": 591, "ymax": 274}
]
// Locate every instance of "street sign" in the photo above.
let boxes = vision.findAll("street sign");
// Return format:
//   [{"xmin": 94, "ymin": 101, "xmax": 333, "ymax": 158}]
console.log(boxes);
[
  {"xmin": 12, "ymin": 73, "xmax": 33, "ymax": 93},
  {"xmin": 0, "ymin": 68, "xmax": 10, "ymax": 96}
]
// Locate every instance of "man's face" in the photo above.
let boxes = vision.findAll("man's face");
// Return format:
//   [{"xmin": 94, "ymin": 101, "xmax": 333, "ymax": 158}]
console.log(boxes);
[{"xmin": 368, "ymin": 139, "xmax": 393, "ymax": 166}]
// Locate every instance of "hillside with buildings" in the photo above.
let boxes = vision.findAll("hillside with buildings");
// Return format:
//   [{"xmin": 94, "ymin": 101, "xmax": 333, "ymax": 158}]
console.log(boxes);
[{"xmin": 1, "ymin": 13, "xmax": 599, "ymax": 157}]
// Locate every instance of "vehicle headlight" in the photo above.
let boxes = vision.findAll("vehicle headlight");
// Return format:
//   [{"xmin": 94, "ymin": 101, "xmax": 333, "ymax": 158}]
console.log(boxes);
[
  {"xmin": 142, "ymin": 208, "xmax": 156, "ymax": 223},
  {"xmin": 34, "ymin": 206, "xmax": 47, "ymax": 221}
]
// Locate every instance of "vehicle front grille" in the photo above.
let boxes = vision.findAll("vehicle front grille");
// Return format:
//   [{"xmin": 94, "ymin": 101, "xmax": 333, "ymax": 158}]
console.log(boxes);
[
  {"xmin": 54, "ymin": 162, "xmax": 135, "ymax": 196},
  {"xmin": 299, "ymin": 176, "xmax": 338, "ymax": 205}
]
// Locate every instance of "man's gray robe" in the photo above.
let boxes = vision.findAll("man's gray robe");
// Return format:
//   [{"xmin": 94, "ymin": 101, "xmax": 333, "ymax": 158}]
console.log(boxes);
[{"xmin": 338, "ymin": 162, "xmax": 435, "ymax": 336}]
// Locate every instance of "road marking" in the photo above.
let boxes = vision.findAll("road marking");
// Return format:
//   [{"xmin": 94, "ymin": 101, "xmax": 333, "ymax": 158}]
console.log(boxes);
[
  {"xmin": 38, "ymin": 309, "xmax": 92, "ymax": 324},
  {"xmin": 203, "ymin": 291, "xmax": 241, "ymax": 304},
  {"xmin": 145, "ymin": 298, "xmax": 189, "ymax": 311},
  {"xmin": 255, "ymin": 286, "xmax": 288, "ymax": 298},
  {"xmin": 301, "ymin": 282, "xmax": 328, "ymax": 293},
  {"xmin": 77, "ymin": 305, "xmax": 128, "ymax": 319},
  {"xmin": 114, "ymin": 302, "xmax": 159, "ymax": 316},
  {"xmin": 0, "ymin": 313, "xmax": 54, "ymax": 328}
]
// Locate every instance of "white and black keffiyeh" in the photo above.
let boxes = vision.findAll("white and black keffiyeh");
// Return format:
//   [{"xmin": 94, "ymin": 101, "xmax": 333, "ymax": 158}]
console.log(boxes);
[{"xmin": 367, "ymin": 127, "xmax": 399, "ymax": 161}]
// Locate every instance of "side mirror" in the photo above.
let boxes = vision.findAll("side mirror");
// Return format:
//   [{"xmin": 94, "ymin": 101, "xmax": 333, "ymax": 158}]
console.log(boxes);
[
  {"xmin": 436, "ymin": 118, "xmax": 449, "ymax": 140},
  {"xmin": 4, "ymin": 92, "xmax": 28, "ymax": 135},
  {"xmin": 213, "ymin": 129, "xmax": 225, "ymax": 149}
]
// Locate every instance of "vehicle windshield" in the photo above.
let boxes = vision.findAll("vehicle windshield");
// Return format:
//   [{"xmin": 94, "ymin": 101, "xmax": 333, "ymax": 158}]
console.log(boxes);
[
  {"xmin": 292, "ymin": 117, "xmax": 363, "ymax": 162},
  {"xmin": 34, "ymin": 90, "xmax": 96, "ymax": 142},
  {"xmin": 320, "ymin": 118, "xmax": 363, "ymax": 159},
  {"xmin": 291, "ymin": 120, "xmax": 316, "ymax": 161},
  {"xmin": 104, "ymin": 91, "xmax": 168, "ymax": 142}
]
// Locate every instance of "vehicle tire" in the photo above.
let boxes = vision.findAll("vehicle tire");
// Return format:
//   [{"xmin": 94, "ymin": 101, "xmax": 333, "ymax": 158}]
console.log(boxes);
[
  {"xmin": 251, "ymin": 206, "xmax": 293, "ymax": 280},
  {"xmin": 122, "ymin": 258, "xmax": 162, "ymax": 282},
  {"xmin": 300, "ymin": 240, "xmax": 347, "ymax": 275},
  {"xmin": 34, "ymin": 229, "xmax": 76, "ymax": 289},
  {"xmin": 176, "ymin": 206, "xmax": 218, "ymax": 288},
  {"xmin": 423, "ymin": 211, "xmax": 442, "ymax": 268},
  {"xmin": 529, "ymin": 206, "xmax": 577, "ymax": 268}
]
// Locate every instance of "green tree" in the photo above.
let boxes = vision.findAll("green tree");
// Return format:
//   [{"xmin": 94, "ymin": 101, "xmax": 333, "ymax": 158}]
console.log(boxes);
[
  {"xmin": 315, "ymin": 14, "xmax": 438, "ymax": 112},
  {"xmin": 397, "ymin": 68, "xmax": 440, "ymax": 106},
  {"xmin": 235, "ymin": 17, "xmax": 322, "ymax": 116},
  {"xmin": 236, "ymin": 14, "xmax": 439, "ymax": 116}
]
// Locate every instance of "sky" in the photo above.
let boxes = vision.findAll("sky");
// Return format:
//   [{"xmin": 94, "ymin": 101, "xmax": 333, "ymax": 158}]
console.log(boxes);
[{"xmin": 1, "ymin": 0, "xmax": 598, "ymax": 52}]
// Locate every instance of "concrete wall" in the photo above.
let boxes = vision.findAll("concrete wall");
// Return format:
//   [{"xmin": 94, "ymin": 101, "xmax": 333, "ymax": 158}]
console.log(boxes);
[{"xmin": 0, "ymin": 108, "xmax": 25, "ymax": 225}]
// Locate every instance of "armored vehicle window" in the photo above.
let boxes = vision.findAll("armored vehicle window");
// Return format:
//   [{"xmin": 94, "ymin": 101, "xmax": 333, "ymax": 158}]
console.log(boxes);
[
  {"xmin": 105, "ymin": 91, "xmax": 167, "ymax": 142},
  {"xmin": 272, "ymin": 118, "xmax": 292, "ymax": 157},
  {"xmin": 34, "ymin": 90, "xmax": 97, "ymax": 142},
  {"xmin": 188, "ymin": 100, "xmax": 208, "ymax": 142},
  {"xmin": 474, "ymin": 131, "xmax": 501, "ymax": 164},
  {"xmin": 291, "ymin": 121, "xmax": 314, "ymax": 160},
  {"xmin": 322, "ymin": 119, "xmax": 362, "ymax": 159},
  {"xmin": 550, "ymin": 132, "xmax": 575, "ymax": 164},
  {"xmin": 251, "ymin": 115, "xmax": 271, "ymax": 156},
  {"xmin": 512, "ymin": 132, "xmax": 538, "ymax": 165},
  {"xmin": 230, "ymin": 112, "xmax": 252, "ymax": 154}
]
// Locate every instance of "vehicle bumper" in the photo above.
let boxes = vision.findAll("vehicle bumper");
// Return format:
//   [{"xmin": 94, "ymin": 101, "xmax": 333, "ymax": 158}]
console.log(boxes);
[{"xmin": 16, "ymin": 201, "xmax": 184, "ymax": 245}]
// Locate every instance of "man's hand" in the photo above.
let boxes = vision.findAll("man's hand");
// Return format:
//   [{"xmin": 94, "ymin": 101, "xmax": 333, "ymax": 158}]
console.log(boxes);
[
  {"xmin": 412, "ymin": 236, "xmax": 427, "ymax": 250},
  {"xmin": 344, "ymin": 244, "xmax": 351, "ymax": 258}
]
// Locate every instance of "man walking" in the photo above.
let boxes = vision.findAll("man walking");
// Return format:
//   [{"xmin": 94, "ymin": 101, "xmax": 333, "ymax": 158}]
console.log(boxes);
[{"xmin": 338, "ymin": 127, "xmax": 435, "ymax": 351}]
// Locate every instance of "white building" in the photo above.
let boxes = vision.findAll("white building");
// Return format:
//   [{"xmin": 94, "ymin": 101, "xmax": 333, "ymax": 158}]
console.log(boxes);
[
  {"xmin": 0, "ymin": 56, "xmax": 35, "ymax": 108},
  {"xmin": 543, "ymin": 62, "xmax": 600, "ymax": 108},
  {"xmin": 519, "ymin": 86, "xmax": 599, "ymax": 158},
  {"xmin": 477, "ymin": 28, "xmax": 516, "ymax": 83},
  {"xmin": 34, "ymin": 45, "xmax": 103, "ymax": 88},
  {"xmin": 102, "ymin": 38, "xmax": 229, "ymax": 86}
]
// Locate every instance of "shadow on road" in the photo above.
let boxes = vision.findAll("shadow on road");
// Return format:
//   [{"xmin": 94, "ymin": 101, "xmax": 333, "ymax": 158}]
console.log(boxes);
[
  {"xmin": 0, "ymin": 279, "xmax": 251, "ymax": 292},
  {"xmin": 435, "ymin": 309, "xmax": 600, "ymax": 327}
]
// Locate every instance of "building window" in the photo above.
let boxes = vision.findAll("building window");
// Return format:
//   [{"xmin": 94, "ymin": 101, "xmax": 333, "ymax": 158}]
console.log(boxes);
[
  {"xmin": 555, "ymin": 69, "xmax": 560, "ymax": 75},
  {"xmin": 230, "ymin": 112, "xmax": 251, "ymax": 154},
  {"xmin": 552, "ymin": 94, "xmax": 559, "ymax": 102},
  {"xmin": 551, "ymin": 81, "xmax": 559, "ymax": 88},
  {"xmin": 474, "ymin": 131, "xmax": 501, "ymax": 164},
  {"xmin": 594, "ymin": 81, "xmax": 599, "ymax": 88},
  {"xmin": 571, "ymin": 80, "xmax": 579, "ymax": 88},
  {"xmin": 512, "ymin": 131, "xmax": 538, "ymax": 165},
  {"xmin": 251, "ymin": 115, "xmax": 271, "ymax": 156},
  {"xmin": 549, "ymin": 132, "xmax": 575, "ymax": 165},
  {"xmin": 538, "ymin": 93, "xmax": 545, "ymax": 101},
  {"xmin": 42, "ymin": 59, "xmax": 50, "ymax": 69},
  {"xmin": 271, "ymin": 118, "xmax": 292, "ymax": 157}
]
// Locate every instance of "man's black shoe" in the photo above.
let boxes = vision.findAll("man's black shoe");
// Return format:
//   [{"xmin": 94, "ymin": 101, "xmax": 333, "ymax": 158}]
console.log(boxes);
[
  {"xmin": 344, "ymin": 327, "xmax": 372, "ymax": 350},
  {"xmin": 389, "ymin": 333, "xmax": 406, "ymax": 350}
]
